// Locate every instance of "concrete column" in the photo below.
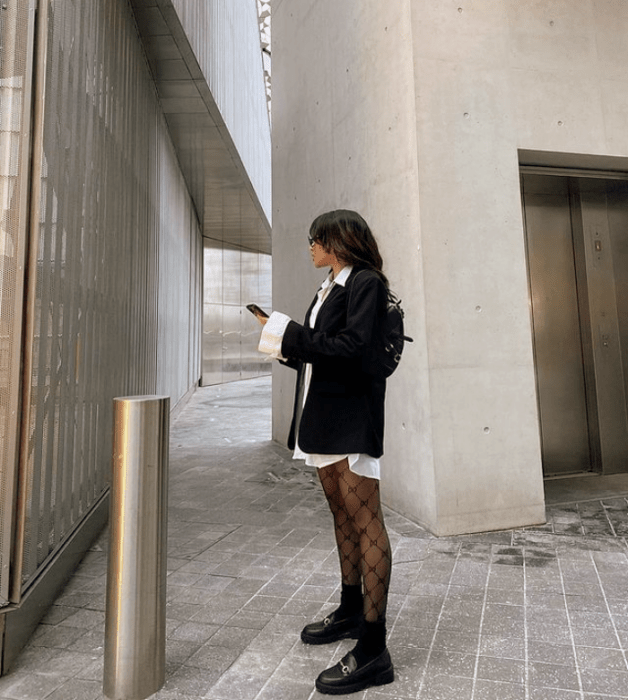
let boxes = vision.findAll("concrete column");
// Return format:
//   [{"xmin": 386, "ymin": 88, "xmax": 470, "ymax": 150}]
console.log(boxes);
[
  {"xmin": 273, "ymin": 0, "xmax": 628, "ymax": 534},
  {"xmin": 272, "ymin": 0, "xmax": 440, "ymax": 531}
]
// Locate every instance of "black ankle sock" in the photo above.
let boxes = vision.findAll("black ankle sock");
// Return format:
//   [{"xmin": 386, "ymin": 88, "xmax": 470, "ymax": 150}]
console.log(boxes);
[
  {"xmin": 352, "ymin": 620, "xmax": 387, "ymax": 665},
  {"xmin": 336, "ymin": 583, "xmax": 362, "ymax": 618}
]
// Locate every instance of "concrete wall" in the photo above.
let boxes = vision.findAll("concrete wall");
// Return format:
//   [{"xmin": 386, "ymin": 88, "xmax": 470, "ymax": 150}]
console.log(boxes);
[
  {"xmin": 272, "ymin": 0, "xmax": 438, "ymax": 530},
  {"xmin": 273, "ymin": 0, "xmax": 628, "ymax": 535}
]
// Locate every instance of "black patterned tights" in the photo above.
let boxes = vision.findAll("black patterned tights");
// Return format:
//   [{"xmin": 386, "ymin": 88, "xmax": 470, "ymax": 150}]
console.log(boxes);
[{"xmin": 318, "ymin": 458, "xmax": 392, "ymax": 623}]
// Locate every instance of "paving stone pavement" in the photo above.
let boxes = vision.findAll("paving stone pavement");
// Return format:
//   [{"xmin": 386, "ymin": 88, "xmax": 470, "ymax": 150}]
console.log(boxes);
[{"xmin": 2, "ymin": 376, "xmax": 628, "ymax": 700}]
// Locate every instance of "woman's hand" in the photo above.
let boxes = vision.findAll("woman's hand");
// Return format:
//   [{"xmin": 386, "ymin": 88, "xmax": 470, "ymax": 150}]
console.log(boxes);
[{"xmin": 256, "ymin": 314, "xmax": 268, "ymax": 326}]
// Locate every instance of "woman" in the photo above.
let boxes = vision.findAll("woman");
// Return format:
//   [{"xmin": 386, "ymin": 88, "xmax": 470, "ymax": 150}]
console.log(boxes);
[{"xmin": 255, "ymin": 209, "xmax": 394, "ymax": 695}]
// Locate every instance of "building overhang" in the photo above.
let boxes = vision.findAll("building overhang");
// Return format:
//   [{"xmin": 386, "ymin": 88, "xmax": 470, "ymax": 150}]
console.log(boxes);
[{"xmin": 130, "ymin": 1, "xmax": 271, "ymax": 254}]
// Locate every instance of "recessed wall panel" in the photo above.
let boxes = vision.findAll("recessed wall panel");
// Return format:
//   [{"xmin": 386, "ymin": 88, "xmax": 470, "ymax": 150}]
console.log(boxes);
[
  {"xmin": 204, "ymin": 238, "xmax": 223, "ymax": 304},
  {"xmin": 222, "ymin": 303, "xmax": 242, "ymax": 383},
  {"xmin": 201, "ymin": 240, "xmax": 271, "ymax": 386},
  {"xmin": 202, "ymin": 302, "xmax": 223, "ymax": 385},
  {"xmin": 258, "ymin": 253, "xmax": 272, "ymax": 310},
  {"xmin": 223, "ymin": 244, "xmax": 241, "ymax": 306}
]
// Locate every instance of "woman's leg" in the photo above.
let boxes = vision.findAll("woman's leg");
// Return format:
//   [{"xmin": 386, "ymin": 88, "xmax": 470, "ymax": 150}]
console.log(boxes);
[
  {"xmin": 314, "ymin": 460, "xmax": 394, "ymax": 694},
  {"xmin": 317, "ymin": 460, "xmax": 361, "ymax": 587},
  {"xmin": 301, "ymin": 459, "xmax": 363, "ymax": 645},
  {"xmin": 334, "ymin": 459, "xmax": 392, "ymax": 624}
]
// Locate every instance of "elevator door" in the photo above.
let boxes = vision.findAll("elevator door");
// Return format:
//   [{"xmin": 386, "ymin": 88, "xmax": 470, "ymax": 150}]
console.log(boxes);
[
  {"xmin": 522, "ymin": 175, "xmax": 593, "ymax": 476},
  {"xmin": 522, "ymin": 172, "xmax": 628, "ymax": 477}
]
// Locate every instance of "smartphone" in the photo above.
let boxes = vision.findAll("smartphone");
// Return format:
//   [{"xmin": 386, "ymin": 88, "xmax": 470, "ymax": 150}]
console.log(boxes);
[{"xmin": 246, "ymin": 303, "xmax": 269, "ymax": 319}]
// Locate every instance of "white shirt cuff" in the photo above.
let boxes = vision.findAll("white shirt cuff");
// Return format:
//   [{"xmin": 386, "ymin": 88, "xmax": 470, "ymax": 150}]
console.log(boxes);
[{"xmin": 258, "ymin": 311, "xmax": 291, "ymax": 359}]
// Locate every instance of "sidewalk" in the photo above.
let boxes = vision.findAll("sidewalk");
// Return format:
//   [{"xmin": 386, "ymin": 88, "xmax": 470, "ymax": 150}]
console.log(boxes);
[{"xmin": 1, "ymin": 376, "xmax": 628, "ymax": 700}]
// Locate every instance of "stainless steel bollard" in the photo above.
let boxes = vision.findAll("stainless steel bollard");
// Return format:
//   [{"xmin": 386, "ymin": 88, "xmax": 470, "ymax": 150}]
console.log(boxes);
[{"xmin": 104, "ymin": 396, "xmax": 170, "ymax": 700}]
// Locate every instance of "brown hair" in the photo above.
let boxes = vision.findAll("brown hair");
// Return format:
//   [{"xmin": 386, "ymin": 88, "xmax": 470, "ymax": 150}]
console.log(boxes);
[{"xmin": 309, "ymin": 209, "xmax": 388, "ymax": 287}]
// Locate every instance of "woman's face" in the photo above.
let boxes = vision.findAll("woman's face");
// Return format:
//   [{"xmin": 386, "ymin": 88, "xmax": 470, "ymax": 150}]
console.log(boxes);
[{"xmin": 310, "ymin": 240, "xmax": 338, "ymax": 269}]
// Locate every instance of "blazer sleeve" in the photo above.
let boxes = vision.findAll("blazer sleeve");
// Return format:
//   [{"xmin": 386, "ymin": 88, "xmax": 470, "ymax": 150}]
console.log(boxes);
[{"xmin": 280, "ymin": 271, "xmax": 385, "ymax": 364}]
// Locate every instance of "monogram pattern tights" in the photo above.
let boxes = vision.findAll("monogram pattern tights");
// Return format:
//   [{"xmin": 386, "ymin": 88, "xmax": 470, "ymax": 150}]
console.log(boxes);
[{"xmin": 318, "ymin": 459, "xmax": 392, "ymax": 622}]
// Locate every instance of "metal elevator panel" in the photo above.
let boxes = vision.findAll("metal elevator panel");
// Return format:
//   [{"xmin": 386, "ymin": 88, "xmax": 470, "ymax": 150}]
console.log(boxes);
[
  {"xmin": 605, "ymin": 182, "xmax": 628, "ymax": 412},
  {"xmin": 522, "ymin": 172, "xmax": 628, "ymax": 477},
  {"xmin": 574, "ymin": 178, "xmax": 628, "ymax": 475},
  {"xmin": 522, "ymin": 174, "xmax": 593, "ymax": 476}
]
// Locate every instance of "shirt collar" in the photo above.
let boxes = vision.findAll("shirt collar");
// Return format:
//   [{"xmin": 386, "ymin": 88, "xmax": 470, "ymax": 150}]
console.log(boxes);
[{"xmin": 321, "ymin": 265, "xmax": 353, "ymax": 290}]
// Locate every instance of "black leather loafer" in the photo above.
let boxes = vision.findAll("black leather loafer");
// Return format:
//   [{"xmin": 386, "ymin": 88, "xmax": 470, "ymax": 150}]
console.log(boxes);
[
  {"xmin": 300, "ymin": 611, "xmax": 363, "ymax": 645},
  {"xmin": 315, "ymin": 648, "xmax": 394, "ymax": 695}
]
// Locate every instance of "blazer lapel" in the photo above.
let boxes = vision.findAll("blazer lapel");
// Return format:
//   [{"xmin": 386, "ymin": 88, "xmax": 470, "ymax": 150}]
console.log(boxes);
[
  {"xmin": 312, "ymin": 283, "xmax": 346, "ymax": 330},
  {"xmin": 303, "ymin": 293, "xmax": 319, "ymax": 328}
]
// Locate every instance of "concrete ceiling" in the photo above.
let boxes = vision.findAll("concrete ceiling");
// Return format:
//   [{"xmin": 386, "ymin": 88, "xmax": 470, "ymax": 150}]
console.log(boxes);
[{"xmin": 130, "ymin": 0, "xmax": 271, "ymax": 254}]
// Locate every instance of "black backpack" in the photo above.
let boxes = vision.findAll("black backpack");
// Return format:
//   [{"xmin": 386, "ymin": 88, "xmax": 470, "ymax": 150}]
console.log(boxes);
[
  {"xmin": 351, "ymin": 271, "xmax": 413, "ymax": 378},
  {"xmin": 376, "ymin": 287, "xmax": 413, "ymax": 378}
]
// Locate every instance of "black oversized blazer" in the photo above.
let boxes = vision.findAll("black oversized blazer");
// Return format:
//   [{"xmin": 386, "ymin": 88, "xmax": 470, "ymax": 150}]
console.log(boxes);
[{"xmin": 281, "ymin": 266, "xmax": 387, "ymax": 458}]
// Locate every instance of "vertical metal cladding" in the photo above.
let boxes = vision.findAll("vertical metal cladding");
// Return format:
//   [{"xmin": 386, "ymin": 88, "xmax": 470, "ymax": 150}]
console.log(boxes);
[
  {"xmin": 0, "ymin": 0, "xmax": 35, "ymax": 604},
  {"xmin": 172, "ymin": 0, "xmax": 272, "ymax": 222},
  {"xmin": 16, "ymin": 0, "xmax": 201, "ymax": 593}
]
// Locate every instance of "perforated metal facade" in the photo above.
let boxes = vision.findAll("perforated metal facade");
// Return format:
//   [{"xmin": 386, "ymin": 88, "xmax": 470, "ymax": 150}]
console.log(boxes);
[
  {"xmin": 13, "ymin": 0, "xmax": 202, "ymax": 596},
  {"xmin": 0, "ymin": 3, "xmax": 271, "ymax": 667}
]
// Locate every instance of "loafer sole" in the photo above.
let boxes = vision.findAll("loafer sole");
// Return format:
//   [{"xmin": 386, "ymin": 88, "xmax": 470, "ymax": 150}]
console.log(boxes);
[{"xmin": 315, "ymin": 664, "xmax": 394, "ymax": 695}]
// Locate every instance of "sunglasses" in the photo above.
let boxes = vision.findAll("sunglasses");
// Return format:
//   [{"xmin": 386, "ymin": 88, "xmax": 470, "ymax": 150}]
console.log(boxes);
[{"xmin": 308, "ymin": 236, "xmax": 316, "ymax": 247}]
